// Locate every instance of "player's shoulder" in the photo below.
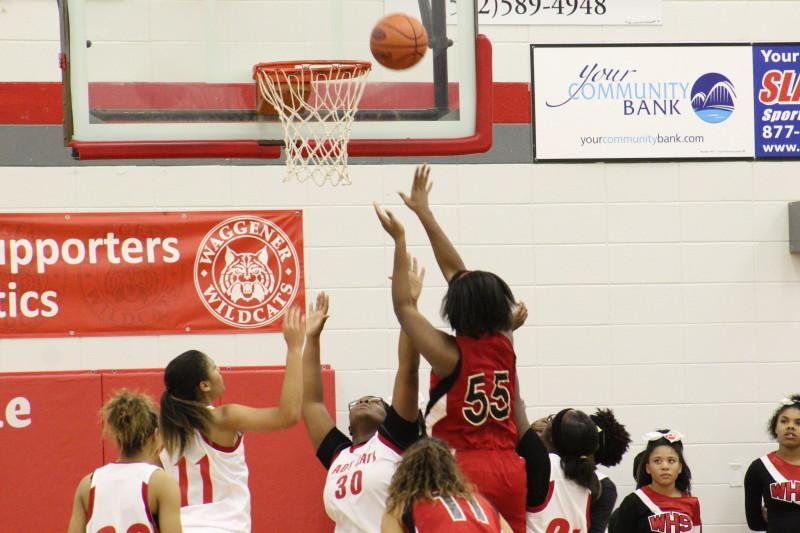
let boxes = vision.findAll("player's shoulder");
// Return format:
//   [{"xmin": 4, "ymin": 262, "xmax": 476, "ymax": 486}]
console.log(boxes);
[{"xmin": 148, "ymin": 468, "xmax": 180, "ymax": 497}]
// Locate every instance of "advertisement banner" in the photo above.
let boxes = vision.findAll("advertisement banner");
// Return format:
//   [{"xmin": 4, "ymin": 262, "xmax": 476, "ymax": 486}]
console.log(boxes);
[
  {"xmin": 0, "ymin": 210, "xmax": 304, "ymax": 338},
  {"xmin": 753, "ymin": 45, "xmax": 800, "ymax": 158},
  {"xmin": 385, "ymin": 0, "xmax": 661, "ymax": 25},
  {"xmin": 532, "ymin": 44, "xmax": 756, "ymax": 160}
]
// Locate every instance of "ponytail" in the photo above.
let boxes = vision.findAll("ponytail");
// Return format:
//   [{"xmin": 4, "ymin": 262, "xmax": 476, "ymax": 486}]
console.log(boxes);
[
  {"xmin": 160, "ymin": 350, "xmax": 213, "ymax": 456},
  {"xmin": 561, "ymin": 455, "xmax": 600, "ymax": 494},
  {"xmin": 551, "ymin": 408, "xmax": 600, "ymax": 492}
]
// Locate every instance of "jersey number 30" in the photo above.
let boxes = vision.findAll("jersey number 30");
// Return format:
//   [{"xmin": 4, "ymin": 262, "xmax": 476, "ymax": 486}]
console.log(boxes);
[
  {"xmin": 462, "ymin": 371, "xmax": 511, "ymax": 425},
  {"xmin": 334, "ymin": 470, "xmax": 363, "ymax": 499}
]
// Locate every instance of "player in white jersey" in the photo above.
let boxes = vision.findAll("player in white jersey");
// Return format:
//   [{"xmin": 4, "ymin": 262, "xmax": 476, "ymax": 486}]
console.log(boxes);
[
  {"xmin": 68, "ymin": 390, "xmax": 182, "ymax": 533},
  {"xmin": 530, "ymin": 408, "xmax": 631, "ymax": 533},
  {"xmin": 159, "ymin": 306, "xmax": 305, "ymax": 533},
  {"xmin": 301, "ymin": 257, "xmax": 425, "ymax": 532},
  {"xmin": 518, "ymin": 406, "xmax": 601, "ymax": 533}
]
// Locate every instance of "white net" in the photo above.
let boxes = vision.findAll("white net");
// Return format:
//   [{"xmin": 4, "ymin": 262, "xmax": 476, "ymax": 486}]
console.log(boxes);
[{"xmin": 254, "ymin": 61, "xmax": 372, "ymax": 186}]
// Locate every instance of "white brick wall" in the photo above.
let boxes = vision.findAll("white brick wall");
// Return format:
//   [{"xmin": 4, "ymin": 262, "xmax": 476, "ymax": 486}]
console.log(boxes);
[{"xmin": 3, "ymin": 1, "xmax": 800, "ymax": 530}]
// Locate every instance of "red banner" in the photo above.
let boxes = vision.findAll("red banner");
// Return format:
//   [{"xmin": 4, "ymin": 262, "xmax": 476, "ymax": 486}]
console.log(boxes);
[{"xmin": 0, "ymin": 210, "xmax": 304, "ymax": 337}]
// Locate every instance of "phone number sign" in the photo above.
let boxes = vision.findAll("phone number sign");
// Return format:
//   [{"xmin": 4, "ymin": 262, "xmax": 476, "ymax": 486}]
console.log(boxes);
[
  {"xmin": 753, "ymin": 45, "xmax": 800, "ymax": 158},
  {"xmin": 385, "ymin": 0, "xmax": 661, "ymax": 25}
]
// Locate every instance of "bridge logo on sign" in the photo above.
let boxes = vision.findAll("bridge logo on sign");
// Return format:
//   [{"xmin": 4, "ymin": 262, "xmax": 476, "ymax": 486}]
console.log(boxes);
[{"xmin": 691, "ymin": 72, "xmax": 736, "ymax": 124}]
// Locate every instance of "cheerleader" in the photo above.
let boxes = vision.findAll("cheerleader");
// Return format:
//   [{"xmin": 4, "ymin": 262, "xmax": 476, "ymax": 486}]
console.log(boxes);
[
  {"xmin": 745, "ymin": 394, "xmax": 800, "ymax": 532},
  {"xmin": 609, "ymin": 430, "xmax": 701, "ymax": 533}
]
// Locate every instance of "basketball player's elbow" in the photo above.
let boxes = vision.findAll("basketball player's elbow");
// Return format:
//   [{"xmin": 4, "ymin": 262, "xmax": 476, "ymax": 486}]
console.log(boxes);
[{"xmin": 276, "ymin": 403, "xmax": 302, "ymax": 428}]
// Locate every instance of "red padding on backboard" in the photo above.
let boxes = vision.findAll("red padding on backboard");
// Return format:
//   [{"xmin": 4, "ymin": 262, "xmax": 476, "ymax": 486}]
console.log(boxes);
[
  {"xmin": 68, "ymin": 140, "xmax": 282, "ymax": 160},
  {"xmin": 0, "ymin": 372, "xmax": 103, "ymax": 532}
]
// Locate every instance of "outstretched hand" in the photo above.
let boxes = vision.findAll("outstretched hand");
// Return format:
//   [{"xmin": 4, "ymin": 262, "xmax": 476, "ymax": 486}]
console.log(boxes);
[
  {"xmin": 511, "ymin": 301, "xmax": 528, "ymax": 330},
  {"xmin": 407, "ymin": 255, "xmax": 426, "ymax": 304},
  {"xmin": 374, "ymin": 202, "xmax": 405, "ymax": 240},
  {"xmin": 306, "ymin": 292, "xmax": 330, "ymax": 338},
  {"xmin": 398, "ymin": 164, "xmax": 432, "ymax": 214},
  {"xmin": 282, "ymin": 306, "xmax": 306, "ymax": 350}
]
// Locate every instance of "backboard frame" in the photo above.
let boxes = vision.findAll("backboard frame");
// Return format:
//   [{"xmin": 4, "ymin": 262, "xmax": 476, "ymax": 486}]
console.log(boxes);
[{"xmin": 57, "ymin": 0, "xmax": 493, "ymax": 160}]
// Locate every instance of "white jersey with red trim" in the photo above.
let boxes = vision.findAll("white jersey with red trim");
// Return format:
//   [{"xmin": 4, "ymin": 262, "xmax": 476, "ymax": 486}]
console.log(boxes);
[
  {"xmin": 86, "ymin": 462, "xmax": 159, "ymax": 533},
  {"xmin": 323, "ymin": 431, "xmax": 404, "ymax": 533},
  {"xmin": 526, "ymin": 453, "xmax": 591, "ymax": 533},
  {"xmin": 160, "ymin": 430, "xmax": 250, "ymax": 533}
]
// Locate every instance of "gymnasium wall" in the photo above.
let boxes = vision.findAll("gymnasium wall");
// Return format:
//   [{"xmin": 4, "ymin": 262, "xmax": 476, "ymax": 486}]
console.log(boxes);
[{"xmin": 1, "ymin": 1, "xmax": 800, "ymax": 532}]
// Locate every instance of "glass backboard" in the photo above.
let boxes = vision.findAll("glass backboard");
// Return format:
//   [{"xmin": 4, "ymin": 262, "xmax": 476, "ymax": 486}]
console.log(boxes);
[{"xmin": 58, "ymin": 0, "xmax": 491, "ymax": 159}]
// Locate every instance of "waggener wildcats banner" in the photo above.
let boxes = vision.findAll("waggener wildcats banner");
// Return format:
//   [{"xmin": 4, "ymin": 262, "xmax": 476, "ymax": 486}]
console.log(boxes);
[{"xmin": 0, "ymin": 210, "xmax": 304, "ymax": 338}]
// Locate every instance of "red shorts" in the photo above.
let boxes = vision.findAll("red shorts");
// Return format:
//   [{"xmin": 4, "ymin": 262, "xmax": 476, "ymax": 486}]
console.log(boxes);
[{"xmin": 455, "ymin": 449, "xmax": 527, "ymax": 533}]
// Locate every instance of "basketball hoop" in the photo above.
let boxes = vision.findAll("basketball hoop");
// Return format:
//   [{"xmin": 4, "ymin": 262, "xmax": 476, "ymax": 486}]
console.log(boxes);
[{"xmin": 253, "ymin": 60, "xmax": 372, "ymax": 186}]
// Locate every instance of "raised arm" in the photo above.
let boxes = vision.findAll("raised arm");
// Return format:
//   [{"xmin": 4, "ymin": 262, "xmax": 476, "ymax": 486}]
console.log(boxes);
[
  {"xmin": 301, "ymin": 293, "xmax": 336, "ymax": 450},
  {"xmin": 214, "ymin": 306, "xmax": 305, "ymax": 434},
  {"xmin": 392, "ymin": 256, "xmax": 425, "ymax": 422},
  {"xmin": 375, "ymin": 203, "xmax": 460, "ymax": 378},
  {"xmin": 399, "ymin": 164, "xmax": 466, "ymax": 282}
]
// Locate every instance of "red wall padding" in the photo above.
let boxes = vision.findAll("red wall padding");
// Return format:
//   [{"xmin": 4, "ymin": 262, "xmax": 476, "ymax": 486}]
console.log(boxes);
[{"xmin": 0, "ymin": 366, "xmax": 336, "ymax": 532}]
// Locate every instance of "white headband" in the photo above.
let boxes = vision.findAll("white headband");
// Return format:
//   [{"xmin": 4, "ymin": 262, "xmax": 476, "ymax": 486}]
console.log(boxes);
[
  {"xmin": 643, "ymin": 430, "xmax": 684, "ymax": 444},
  {"xmin": 779, "ymin": 397, "xmax": 798, "ymax": 407}
]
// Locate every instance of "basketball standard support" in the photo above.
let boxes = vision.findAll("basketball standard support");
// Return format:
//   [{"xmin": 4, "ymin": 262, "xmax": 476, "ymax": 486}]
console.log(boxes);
[{"xmin": 430, "ymin": 0, "xmax": 453, "ymax": 112}]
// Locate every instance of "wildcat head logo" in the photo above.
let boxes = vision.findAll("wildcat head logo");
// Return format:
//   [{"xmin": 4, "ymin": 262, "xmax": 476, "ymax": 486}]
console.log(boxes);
[
  {"xmin": 221, "ymin": 247, "xmax": 274, "ymax": 304},
  {"xmin": 194, "ymin": 215, "xmax": 300, "ymax": 328}
]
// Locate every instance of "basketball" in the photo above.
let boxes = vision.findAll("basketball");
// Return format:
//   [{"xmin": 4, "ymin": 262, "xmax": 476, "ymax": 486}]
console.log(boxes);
[{"xmin": 369, "ymin": 13, "xmax": 428, "ymax": 70}]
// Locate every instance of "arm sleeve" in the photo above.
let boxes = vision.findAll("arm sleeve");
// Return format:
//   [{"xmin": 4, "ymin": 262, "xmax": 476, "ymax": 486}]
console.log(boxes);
[
  {"xmin": 589, "ymin": 478, "xmax": 618, "ymax": 533},
  {"xmin": 316, "ymin": 427, "xmax": 352, "ymax": 470},
  {"xmin": 517, "ymin": 427, "xmax": 551, "ymax": 508},
  {"xmin": 379, "ymin": 405, "xmax": 421, "ymax": 451},
  {"xmin": 744, "ymin": 461, "xmax": 768, "ymax": 531},
  {"xmin": 608, "ymin": 494, "xmax": 641, "ymax": 533}
]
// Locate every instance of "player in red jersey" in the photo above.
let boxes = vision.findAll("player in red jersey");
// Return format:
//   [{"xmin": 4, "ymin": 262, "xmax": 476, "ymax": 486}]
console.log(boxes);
[
  {"xmin": 67, "ymin": 390, "xmax": 182, "ymax": 533},
  {"xmin": 374, "ymin": 164, "xmax": 527, "ymax": 533},
  {"xmin": 382, "ymin": 438, "xmax": 513, "ymax": 533}
]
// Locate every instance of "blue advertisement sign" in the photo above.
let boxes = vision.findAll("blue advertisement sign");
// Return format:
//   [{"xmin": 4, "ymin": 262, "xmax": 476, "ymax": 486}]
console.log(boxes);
[{"xmin": 753, "ymin": 45, "xmax": 800, "ymax": 158}]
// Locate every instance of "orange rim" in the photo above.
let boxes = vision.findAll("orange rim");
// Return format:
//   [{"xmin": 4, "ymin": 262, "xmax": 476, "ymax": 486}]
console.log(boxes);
[{"xmin": 253, "ymin": 60, "xmax": 372, "ymax": 83}]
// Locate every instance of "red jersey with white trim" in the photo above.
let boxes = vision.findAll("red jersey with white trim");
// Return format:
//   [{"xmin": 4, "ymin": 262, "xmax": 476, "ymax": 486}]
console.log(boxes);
[
  {"xmin": 402, "ymin": 493, "xmax": 504, "ymax": 532},
  {"xmin": 323, "ymin": 431, "xmax": 404, "ymax": 533},
  {"xmin": 160, "ymin": 430, "xmax": 250, "ymax": 533},
  {"xmin": 525, "ymin": 453, "xmax": 591, "ymax": 533},
  {"xmin": 426, "ymin": 333, "xmax": 517, "ymax": 451},
  {"xmin": 744, "ymin": 452, "xmax": 800, "ymax": 532},
  {"xmin": 632, "ymin": 486, "xmax": 702, "ymax": 533},
  {"xmin": 86, "ymin": 462, "xmax": 159, "ymax": 533}
]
